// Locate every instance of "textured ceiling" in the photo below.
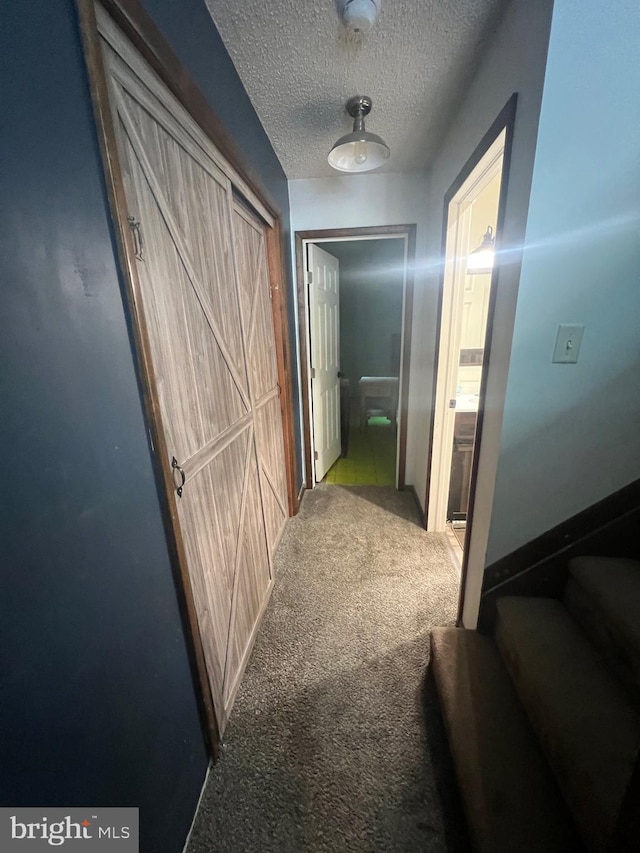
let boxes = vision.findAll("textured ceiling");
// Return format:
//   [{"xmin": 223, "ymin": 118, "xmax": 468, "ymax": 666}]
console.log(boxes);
[{"xmin": 204, "ymin": 0, "xmax": 508, "ymax": 179}]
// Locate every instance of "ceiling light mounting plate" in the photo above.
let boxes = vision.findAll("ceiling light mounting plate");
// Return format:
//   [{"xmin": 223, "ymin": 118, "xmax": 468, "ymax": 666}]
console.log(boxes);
[{"xmin": 346, "ymin": 95, "xmax": 372, "ymax": 118}]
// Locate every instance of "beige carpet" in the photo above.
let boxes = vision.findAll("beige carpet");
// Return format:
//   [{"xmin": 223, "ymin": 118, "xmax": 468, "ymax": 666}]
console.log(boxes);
[{"xmin": 187, "ymin": 485, "xmax": 466, "ymax": 852}]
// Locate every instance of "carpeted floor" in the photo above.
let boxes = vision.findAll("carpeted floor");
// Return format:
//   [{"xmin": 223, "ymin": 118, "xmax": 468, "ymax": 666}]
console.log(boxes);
[{"xmin": 187, "ymin": 485, "xmax": 468, "ymax": 853}]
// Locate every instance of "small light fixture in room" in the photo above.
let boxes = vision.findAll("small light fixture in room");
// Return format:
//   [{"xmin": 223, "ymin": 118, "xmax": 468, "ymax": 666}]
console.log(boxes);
[
  {"xmin": 338, "ymin": 0, "xmax": 382, "ymax": 35},
  {"xmin": 466, "ymin": 225, "xmax": 495, "ymax": 275},
  {"xmin": 328, "ymin": 95, "xmax": 390, "ymax": 173}
]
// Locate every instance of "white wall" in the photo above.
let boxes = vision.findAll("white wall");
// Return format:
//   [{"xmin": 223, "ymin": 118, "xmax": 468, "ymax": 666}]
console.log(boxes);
[
  {"xmin": 416, "ymin": 0, "xmax": 554, "ymax": 625},
  {"xmin": 485, "ymin": 0, "xmax": 640, "ymax": 564},
  {"xmin": 289, "ymin": 172, "xmax": 429, "ymax": 484},
  {"xmin": 289, "ymin": 172, "xmax": 428, "ymax": 234}
]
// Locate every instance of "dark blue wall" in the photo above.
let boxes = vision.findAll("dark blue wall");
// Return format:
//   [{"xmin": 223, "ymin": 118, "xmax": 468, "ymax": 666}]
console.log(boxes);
[
  {"xmin": 0, "ymin": 1, "xmax": 297, "ymax": 851},
  {"xmin": 323, "ymin": 240, "xmax": 405, "ymax": 391}
]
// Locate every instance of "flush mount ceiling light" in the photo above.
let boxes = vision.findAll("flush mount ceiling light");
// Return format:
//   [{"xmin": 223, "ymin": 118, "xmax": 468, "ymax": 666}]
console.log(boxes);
[
  {"xmin": 466, "ymin": 225, "xmax": 495, "ymax": 275},
  {"xmin": 328, "ymin": 96, "xmax": 390, "ymax": 174},
  {"xmin": 338, "ymin": 0, "xmax": 382, "ymax": 35}
]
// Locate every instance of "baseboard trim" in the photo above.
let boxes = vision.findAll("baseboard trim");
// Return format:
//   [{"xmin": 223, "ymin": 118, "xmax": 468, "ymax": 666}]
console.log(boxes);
[
  {"xmin": 296, "ymin": 482, "xmax": 306, "ymax": 511},
  {"xmin": 404, "ymin": 484, "xmax": 426, "ymax": 525},
  {"xmin": 478, "ymin": 478, "xmax": 640, "ymax": 632},
  {"xmin": 182, "ymin": 761, "xmax": 212, "ymax": 853}
]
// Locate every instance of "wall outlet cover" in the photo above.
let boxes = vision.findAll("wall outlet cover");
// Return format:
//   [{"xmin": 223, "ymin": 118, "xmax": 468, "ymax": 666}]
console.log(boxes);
[{"xmin": 552, "ymin": 323, "xmax": 585, "ymax": 363}]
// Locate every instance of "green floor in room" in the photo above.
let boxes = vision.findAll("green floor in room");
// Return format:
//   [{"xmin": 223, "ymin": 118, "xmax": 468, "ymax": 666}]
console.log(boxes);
[{"xmin": 325, "ymin": 416, "xmax": 397, "ymax": 485}]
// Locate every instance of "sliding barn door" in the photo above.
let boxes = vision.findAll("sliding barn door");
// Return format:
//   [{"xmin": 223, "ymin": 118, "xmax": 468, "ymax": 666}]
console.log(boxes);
[
  {"xmin": 232, "ymin": 202, "xmax": 289, "ymax": 561},
  {"xmin": 97, "ymin": 10, "xmax": 287, "ymax": 731}
]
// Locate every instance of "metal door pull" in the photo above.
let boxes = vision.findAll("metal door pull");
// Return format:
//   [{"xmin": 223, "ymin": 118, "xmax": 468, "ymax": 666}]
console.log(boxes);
[
  {"xmin": 127, "ymin": 215, "xmax": 145, "ymax": 261},
  {"xmin": 171, "ymin": 456, "xmax": 186, "ymax": 497}
]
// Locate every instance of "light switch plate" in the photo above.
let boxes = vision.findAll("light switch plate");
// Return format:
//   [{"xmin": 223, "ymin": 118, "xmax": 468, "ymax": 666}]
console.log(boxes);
[{"xmin": 552, "ymin": 323, "xmax": 585, "ymax": 363}]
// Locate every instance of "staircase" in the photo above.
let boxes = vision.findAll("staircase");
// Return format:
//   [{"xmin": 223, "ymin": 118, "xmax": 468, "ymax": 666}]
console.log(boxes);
[{"xmin": 431, "ymin": 556, "xmax": 640, "ymax": 852}]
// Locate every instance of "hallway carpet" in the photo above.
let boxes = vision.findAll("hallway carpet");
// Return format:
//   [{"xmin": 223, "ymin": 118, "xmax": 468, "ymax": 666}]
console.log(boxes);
[{"xmin": 186, "ymin": 486, "xmax": 465, "ymax": 853}]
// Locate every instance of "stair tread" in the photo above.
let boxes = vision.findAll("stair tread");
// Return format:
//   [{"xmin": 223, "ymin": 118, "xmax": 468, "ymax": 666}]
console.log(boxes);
[
  {"xmin": 496, "ymin": 596, "xmax": 640, "ymax": 852},
  {"xmin": 430, "ymin": 627, "xmax": 582, "ymax": 853},
  {"xmin": 569, "ymin": 556, "xmax": 640, "ymax": 651}
]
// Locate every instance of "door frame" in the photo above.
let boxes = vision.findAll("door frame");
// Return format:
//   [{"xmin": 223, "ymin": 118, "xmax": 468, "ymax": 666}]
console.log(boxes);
[
  {"xmin": 76, "ymin": 0, "xmax": 298, "ymax": 757},
  {"xmin": 423, "ymin": 95, "xmax": 518, "ymax": 625},
  {"xmin": 427, "ymin": 135, "xmax": 505, "ymax": 532},
  {"xmin": 295, "ymin": 225, "xmax": 416, "ymax": 491}
]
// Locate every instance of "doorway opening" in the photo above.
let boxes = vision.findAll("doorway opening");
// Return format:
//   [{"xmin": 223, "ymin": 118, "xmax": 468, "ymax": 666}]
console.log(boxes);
[
  {"xmin": 425, "ymin": 95, "xmax": 517, "ymax": 623},
  {"xmin": 430, "ymin": 134, "xmax": 505, "ymax": 559},
  {"xmin": 295, "ymin": 226, "xmax": 416, "ymax": 492}
]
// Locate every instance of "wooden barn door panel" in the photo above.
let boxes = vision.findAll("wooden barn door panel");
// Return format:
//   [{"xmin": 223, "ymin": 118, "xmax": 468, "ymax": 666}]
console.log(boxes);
[
  {"xmin": 222, "ymin": 436, "xmax": 271, "ymax": 708},
  {"xmin": 232, "ymin": 204, "xmax": 278, "ymax": 399},
  {"xmin": 254, "ymin": 396, "xmax": 288, "ymax": 558},
  {"xmin": 113, "ymin": 81, "xmax": 250, "ymax": 422},
  {"xmin": 99, "ymin": 23, "xmax": 279, "ymax": 733},
  {"xmin": 115, "ymin": 134, "xmax": 248, "ymax": 455},
  {"xmin": 113, "ymin": 84, "xmax": 248, "ymax": 395},
  {"xmin": 232, "ymin": 203, "xmax": 288, "ymax": 559}
]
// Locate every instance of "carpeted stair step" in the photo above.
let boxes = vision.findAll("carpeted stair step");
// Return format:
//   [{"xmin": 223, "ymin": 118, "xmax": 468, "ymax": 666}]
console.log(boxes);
[
  {"xmin": 564, "ymin": 556, "xmax": 640, "ymax": 705},
  {"xmin": 430, "ymin": 627, "xmax": 582, "ymax": 852},
  {"xmin": 495, "ymin": 597, "xmax": 640, "ymax": 853}
]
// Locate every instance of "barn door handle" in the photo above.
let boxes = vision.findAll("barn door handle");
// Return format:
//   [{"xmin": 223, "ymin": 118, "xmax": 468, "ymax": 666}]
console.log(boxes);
[
  {"xmin": 171, "ymin": 456, "xmax": 186, "ymax": 497},
  {"xmin": 127, "ymin": 215, "xmax": 145, "ymax": 261}
]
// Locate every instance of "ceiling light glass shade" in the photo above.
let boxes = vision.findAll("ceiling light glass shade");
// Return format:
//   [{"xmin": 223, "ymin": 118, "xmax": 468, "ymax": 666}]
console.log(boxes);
[
  {"xmin": 338, "ymin": 0, "xmax": 381, "ymax": 35},
  {"xmin": 328, "ymin": 130, "xmax": 390, "ymax": 172},
  {"xmin": 466, "ymin": 225, "xmax": 495, "ymax": 275},
  {"xmin": 328, "ymin": 95, "xmax": 390, "ymax": 173}
]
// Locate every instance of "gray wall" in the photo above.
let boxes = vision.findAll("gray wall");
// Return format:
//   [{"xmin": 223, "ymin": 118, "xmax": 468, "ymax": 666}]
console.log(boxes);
[
  {"xmin": 323, "ymin": 240, "xmax": 405, "ymax": 393},
  {"xmin": 0, "ymin": 2, "xmax": 293, "ymax": 850}
]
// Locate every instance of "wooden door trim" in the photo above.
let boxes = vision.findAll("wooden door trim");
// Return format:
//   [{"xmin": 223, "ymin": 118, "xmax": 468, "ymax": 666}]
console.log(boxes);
[
  {"xmin": 266, "ymin": 220, "xmax": 298, "ymax": 516},
  {"xmin": 422, "ymin": 94, "xmax": 518, "ymax": 625},
  {"xmin": 295, "ymin": 225, "xmax": 416, "ymax": 491},
  {"xmin": 76, "ymin": 0, "xmax": 297, "ymax": 758},
  {"xmin": 86, "ymin": 0, "xmax": 278, "ymax": 220}
]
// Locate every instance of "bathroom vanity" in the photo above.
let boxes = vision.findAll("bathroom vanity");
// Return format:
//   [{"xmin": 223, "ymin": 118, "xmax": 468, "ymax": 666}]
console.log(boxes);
[{"xmin": 447, "ymin": 396, "xmax": 478, "ymax": 522}]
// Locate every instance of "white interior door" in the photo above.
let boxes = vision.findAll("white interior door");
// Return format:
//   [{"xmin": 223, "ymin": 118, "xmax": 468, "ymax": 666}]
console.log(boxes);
[
  {"xmin": 427, "ymin": 203, "xmax": 472, "ymax": 530},
  {"xmin": 307, "ymin": 244, "xmax": 341, "ymax": 482}
]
